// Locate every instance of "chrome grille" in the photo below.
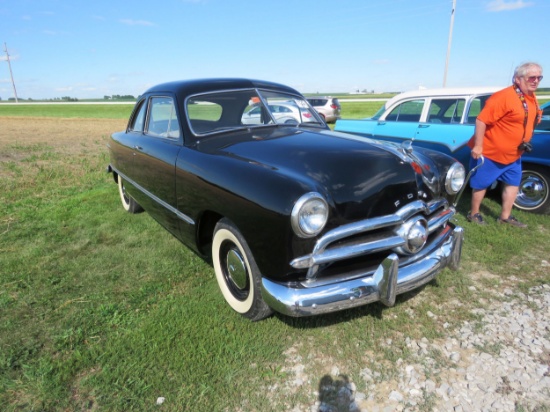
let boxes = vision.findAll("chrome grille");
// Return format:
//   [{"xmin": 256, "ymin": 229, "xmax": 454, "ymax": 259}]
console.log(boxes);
[{"xmin": 290, "ymin": 199, "xmax": 454, "ymax": 281}]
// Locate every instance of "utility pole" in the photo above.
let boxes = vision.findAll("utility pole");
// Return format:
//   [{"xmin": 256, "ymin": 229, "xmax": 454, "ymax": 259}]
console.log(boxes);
[
  {"xmin": 3, "ymin": 42, "xmax": 18, "ymax": 103},
  {"xmin": 443, "ymin": 0, "xmax": 456, "ymax": 87}
]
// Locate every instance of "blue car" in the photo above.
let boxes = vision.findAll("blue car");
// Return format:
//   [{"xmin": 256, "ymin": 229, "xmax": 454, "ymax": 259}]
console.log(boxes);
[
  {"xmin": 540, "ymin": 100, "xmax": 550, "ymax": 131},
  {"xmin": 336, "ymin": 88, "xmax": 550, "ymax": 214}
]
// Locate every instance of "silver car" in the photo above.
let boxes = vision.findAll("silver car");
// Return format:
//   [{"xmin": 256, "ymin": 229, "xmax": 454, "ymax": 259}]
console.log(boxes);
[
  {"xmin": 241, "ymin": 101, "xmax": 318, "ymax": 125},
  {"xmin": 307, "ymin": 97, "xmax": 342, "ymax": 123}
]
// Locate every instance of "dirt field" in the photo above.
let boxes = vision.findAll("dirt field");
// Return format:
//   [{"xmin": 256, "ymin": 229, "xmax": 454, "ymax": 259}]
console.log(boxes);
[{"xmin": 0, "ymin": 116, "xmax": 126, "ymax": 154}]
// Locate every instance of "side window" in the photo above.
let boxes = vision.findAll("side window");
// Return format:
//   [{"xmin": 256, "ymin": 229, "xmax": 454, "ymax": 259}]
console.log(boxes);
[
  {"xmin": 129, "ymin": 100, "xmax": 147, "ymax": 132},
  {"xmin": 427, "ymin": 99, "xmax": 465, "ymax": 124},
  {"xmin": 466, "ymin": 96, "xmax": 488, "ymax": 124},
  {"xmin": 466, "ymin": 95, "xmax": 491, "ymax": 124},
  {"xmin": 146, "ymin": 96, "xmax": 180, "ymax": 138},
  {"xmin": 385, "ymin": 100, "xmax": 423, "ymax": 122}
]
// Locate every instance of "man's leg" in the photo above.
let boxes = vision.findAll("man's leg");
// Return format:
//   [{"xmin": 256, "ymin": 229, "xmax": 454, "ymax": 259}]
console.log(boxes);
[
  {"xmin": 500, "ymin": 184, "xmax": 519, "ymax": 220},
  {"xmin": 470, "ymin": 188, "xmax": 487, "ymax": 215}
]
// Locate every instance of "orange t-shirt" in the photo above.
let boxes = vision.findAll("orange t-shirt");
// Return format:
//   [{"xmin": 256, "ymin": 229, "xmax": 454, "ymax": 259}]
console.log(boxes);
[{"xmin": 469, "ymin": 85, "xmax": 540, "ymax": 164}]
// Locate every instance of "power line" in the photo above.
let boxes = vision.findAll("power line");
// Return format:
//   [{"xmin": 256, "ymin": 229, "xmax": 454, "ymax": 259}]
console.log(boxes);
[
  {"xmin": 3, "ymin": 42, "xmax": 18, "ymax": 103},
  {"xmin": 443, "ymin": 0, "xmax": 456, "ymax": 87}
]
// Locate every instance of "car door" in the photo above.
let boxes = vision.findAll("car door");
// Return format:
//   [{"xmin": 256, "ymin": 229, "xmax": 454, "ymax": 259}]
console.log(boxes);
[
  {"xmin": 131, "ymin": 95, "xmax": 183, "ymax": 235},
  {"xmin": 412, "ymin": 98, "xmax": 473, "ymax": 161},
  {"xmin": 413, "ymin": 96, "xmax": 489, "ymax": 166},
  {"xmin": 372, "ymin": 99, "xmax": 425, "ymax": 142},
  {"xmin": 111, "ymin": 99, "xmax": 147, "ymax": 184}
]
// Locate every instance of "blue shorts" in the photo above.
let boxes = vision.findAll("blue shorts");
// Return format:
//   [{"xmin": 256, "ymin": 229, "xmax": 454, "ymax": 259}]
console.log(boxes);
[{"xmin": 469, "ymin": 157, "xmax": 522, "ymax": 189}]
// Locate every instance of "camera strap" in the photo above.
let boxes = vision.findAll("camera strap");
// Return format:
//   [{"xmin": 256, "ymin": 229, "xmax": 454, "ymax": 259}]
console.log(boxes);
[{"xmin": 514, "ymin": 85, "xmax": 540, "ymax": 142}]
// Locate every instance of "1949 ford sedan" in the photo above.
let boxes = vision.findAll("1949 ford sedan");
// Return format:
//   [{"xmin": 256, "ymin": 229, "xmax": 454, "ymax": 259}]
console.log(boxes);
[{"xmin": 107, "ymin": 78, "xmax": 466, "ymax": 321}]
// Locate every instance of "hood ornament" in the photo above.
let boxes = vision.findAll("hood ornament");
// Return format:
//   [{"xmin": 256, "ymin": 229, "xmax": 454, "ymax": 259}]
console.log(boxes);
[{"xmin": 400, "ymin": 140, "xmax": 414, "ymax": 155}]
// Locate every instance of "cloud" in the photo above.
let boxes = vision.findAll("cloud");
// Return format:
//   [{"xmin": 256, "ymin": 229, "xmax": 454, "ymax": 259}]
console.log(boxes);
[
  {"xmin": 120, "ymin": 19, "xmax": 155, "ymax": 26},
  {"xmin": 486, "ymin": 0, "xmax": 534, "ymax": 12}
]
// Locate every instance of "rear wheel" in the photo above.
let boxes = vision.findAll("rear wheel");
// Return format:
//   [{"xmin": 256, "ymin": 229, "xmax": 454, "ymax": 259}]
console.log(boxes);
[
  {"xmin": 212, "ymin": 218, "xmax": 273, "ymax": 321},
  {"xmin": 515, "ymin": 166, "xmax": 550, "ymax": 214},
  {"xmin": 117, "ymin": 176, "xmax": 143, "ymax": 214}
]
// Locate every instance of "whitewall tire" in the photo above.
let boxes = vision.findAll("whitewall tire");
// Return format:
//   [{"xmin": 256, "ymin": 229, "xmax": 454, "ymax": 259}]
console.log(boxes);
[
  {"xmin": 212, "ymin": 218, "xmax": 273, "ymax": 321},
  {"xmin": 117, "ymin": 176, "xmax": 143, "ymax": 214}
]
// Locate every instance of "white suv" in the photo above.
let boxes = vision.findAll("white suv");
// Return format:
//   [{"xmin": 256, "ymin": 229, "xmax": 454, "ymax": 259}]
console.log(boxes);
[{"xmin": 307, "ymin": 97, "xmax": 341, "ymax": 123}]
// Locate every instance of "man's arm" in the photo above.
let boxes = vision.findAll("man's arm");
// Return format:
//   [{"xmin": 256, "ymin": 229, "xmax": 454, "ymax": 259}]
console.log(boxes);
[{"xmin": 471, "ymin": 119, "xmax": 487, "ymax": 159}]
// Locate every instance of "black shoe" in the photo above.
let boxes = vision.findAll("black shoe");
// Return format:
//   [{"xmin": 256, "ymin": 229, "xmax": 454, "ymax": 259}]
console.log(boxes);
[
  {"xmin": 497, "ymin": 216, "xmax": 527, "ymax": 228},
  {"xmin": 467, "ymin": 212, "xmax": 487, "ymax": 225}
]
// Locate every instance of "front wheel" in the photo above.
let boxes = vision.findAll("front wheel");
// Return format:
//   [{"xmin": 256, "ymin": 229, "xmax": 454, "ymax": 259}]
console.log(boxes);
[
  {"xmin": 212, "ymin": 218, "xmax": 273, "ymax": 321},
  {"xmin": 117, "ymin": 176, "xmax": 143, "ymax": 214},
  {"xmin": 515, "ymin": 166, "xmax": 550, "ymax": 214}
]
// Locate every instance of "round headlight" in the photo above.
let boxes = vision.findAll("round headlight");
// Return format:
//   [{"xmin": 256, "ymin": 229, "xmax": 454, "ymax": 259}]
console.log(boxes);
[
  {"xmin": 445, "ymin": 162, "xmax": 466, "ymax": 194},
  {"xmin": 291, "ymin": 193, "xmax": 328, "ymax": 238}
]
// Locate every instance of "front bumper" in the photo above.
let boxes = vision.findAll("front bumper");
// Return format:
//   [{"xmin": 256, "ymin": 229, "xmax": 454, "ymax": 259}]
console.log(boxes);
[{"xmin": 261, "ymin": 224, "xmax": 463, "ymax": 317}]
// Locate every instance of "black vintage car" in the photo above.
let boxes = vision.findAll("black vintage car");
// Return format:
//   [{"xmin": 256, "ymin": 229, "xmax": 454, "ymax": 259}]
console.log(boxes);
[{"xmin": 107, "ymin": 78, "xmax": 466, "ymax": 321}]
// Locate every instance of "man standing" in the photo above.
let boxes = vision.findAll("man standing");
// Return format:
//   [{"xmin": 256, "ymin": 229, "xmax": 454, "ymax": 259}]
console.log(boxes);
[{"xmin": 467, "ymin": 62, "xmax": 543, "ymax": 228}]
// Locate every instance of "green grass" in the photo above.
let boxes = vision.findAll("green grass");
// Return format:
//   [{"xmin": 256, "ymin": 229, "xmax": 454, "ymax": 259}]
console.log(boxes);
[
  {"xmin": 1, "ymin": 105, "xmax": 549, "ymax": 411},
  {"xmin": 0, "ymin": 103, "xmax": 134, "ymax": 119},
  {"xmin": 340, "ymin": 101, "xmax": 384, "ymax": 119}
]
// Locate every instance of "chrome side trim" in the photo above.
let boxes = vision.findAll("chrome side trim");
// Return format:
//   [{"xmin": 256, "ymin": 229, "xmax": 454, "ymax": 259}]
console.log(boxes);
[
  {"xmin": 110, "ymin": 166, "xmax": 195, "ymax": 225},
  {"xmin": 261, "ymin": 225, "xmax": 464, "ymax": 317}
]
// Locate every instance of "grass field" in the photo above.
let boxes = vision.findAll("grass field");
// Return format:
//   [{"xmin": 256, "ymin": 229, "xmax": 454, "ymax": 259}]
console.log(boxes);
[
  {"xmin": 1, "ymin": 104, "xmax": 549, "ymax": 411},
  {"xmin": 0, "ymin": 100, "xmax": 384, "ymax": 120}
]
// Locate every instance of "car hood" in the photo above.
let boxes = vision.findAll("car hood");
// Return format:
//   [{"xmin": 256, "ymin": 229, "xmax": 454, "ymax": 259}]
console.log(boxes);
[{"xmin": 196, "ymin": 127, "xmax": 442, "ymax": 222}]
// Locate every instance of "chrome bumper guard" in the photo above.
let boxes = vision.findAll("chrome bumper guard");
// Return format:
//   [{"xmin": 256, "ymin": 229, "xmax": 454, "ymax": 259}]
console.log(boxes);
[{"xmin": 261, "ymin": 222, "xmax": 464, "ymax": 317}]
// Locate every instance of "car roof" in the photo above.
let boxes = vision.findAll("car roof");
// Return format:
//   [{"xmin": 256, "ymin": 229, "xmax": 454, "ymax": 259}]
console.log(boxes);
[
  {"xmin": 385, "ymin": 86, "xmax": 503, "ymax": 106},
  {"xmin": 143, "ymin": 78, "xmax": 301, "ymax": 99}
]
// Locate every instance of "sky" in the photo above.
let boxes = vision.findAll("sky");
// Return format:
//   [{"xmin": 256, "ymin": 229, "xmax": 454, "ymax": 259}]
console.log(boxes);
[{"xmin": 0, "ymin": 0, "xmax": 548, "ymax": 100}]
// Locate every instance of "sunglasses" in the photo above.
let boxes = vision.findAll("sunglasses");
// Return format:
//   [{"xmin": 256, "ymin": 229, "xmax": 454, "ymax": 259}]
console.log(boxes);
[{"xmin": 524, "ymin": 75, "xmax": 543, "ymax": 82}]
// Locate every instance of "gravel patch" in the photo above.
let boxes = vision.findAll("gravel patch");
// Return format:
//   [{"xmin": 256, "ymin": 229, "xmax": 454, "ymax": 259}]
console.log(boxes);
[{"xmin": 281, "ymin": 284, "xmax": 550, "ymax": 412}]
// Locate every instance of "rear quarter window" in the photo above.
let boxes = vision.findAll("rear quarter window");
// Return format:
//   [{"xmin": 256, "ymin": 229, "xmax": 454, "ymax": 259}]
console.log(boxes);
[{"xmin": 129, "ymin": 100, "xmax": 147, "ymax": 132}]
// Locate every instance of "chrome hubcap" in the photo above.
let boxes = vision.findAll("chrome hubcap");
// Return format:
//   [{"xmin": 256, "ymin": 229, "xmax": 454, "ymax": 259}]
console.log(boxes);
[
  {"xmin": 226, "ymin": 248, "xmax": 247, "ymax": 290},
  {"xmin": 516, "ymin": 172, "xmax": 548, "ymax": 210}
]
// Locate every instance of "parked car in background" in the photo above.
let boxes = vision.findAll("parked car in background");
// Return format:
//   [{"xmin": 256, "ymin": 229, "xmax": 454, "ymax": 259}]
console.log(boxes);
[
  {"xmin": 307, "ymin": 96, "xmax": 342, "ymax": 123},
  {"xmin": 107, "ymin": 78, "xmax": 466, "ymax": 320},
  {"xmin": 335, "ymin": 87, "xmax": 550, "ymax": 214},
  {"xmin": 241, "ymin": 101, "xmax": 315, "ymax": 125}
]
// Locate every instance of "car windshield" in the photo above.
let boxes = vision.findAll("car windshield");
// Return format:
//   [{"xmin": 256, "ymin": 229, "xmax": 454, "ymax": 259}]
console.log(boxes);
[
  {"xmin": 187, "ymin": 88, "xmax": 324, "ymax": 135},
  {"xmin": 370, "ymin": 104, "xmax": 387, "ymax": 120}
]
